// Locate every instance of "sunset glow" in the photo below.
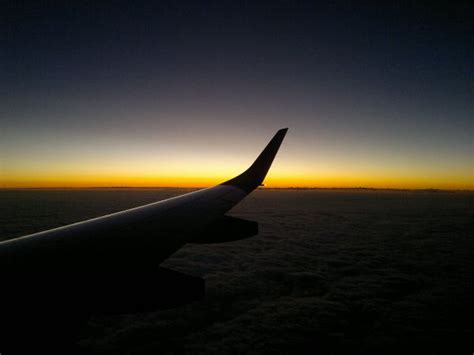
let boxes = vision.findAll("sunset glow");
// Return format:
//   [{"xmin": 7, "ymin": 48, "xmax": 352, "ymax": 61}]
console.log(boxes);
[
  {"xmin": 2, "ymin": 156, "xmax": 473, "ymax": 190},
  {"xmin": 2, "ymin": 3, "xmax": 473, "ymax": 190}
]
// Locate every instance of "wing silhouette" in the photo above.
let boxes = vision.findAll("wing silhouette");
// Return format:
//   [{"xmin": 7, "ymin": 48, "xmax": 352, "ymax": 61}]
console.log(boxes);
[{"xmin": 0, "ymin": 129, "xmax": 288, "ymax": 351}]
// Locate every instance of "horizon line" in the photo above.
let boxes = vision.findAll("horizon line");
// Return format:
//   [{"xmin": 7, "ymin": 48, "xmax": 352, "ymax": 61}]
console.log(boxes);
[{"xmin": 1, "ymin": 186, "xmax": 472, "ymax": 192}]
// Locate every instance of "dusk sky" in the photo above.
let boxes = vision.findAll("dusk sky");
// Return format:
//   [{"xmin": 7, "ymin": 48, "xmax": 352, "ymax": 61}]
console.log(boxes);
[{"xmin": 2, "ymin": 1, "xmax": 473, "ymax": 189}]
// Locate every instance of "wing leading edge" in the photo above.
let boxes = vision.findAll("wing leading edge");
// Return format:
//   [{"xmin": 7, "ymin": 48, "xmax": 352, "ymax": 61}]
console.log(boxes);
[
  {"xmin": 0, "ymin": 128, "xmax": 288, "ymax": 350},
  {"xmin": 1, "ymin": 130, "xmax": 287, "ymax": 305},
  {"xmin": 0, "ymin": 128, "xmax": 288, "ymax": 257}
]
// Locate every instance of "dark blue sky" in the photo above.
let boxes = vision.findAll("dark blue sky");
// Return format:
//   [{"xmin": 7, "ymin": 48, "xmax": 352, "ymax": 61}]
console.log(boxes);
[{"xmin": 2, "ymin": 1, "xmax": 473, "ymax": 188}]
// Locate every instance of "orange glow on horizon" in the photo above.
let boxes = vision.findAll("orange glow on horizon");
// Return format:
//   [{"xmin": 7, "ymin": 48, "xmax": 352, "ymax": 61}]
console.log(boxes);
[
  {"xmin": 2, "ymin": 171, "xmax": 473, "ymax": 190},
  {"xmin": 2, "ymin": 147, "xmax": 473, "ymax": 190}
]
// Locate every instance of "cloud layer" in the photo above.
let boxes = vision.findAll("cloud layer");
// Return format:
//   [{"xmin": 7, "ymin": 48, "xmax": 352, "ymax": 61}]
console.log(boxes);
[
  {"xmin": 2, "ymin": 189, "xmax": 473, "ymax": 353},
  {"xmin": 81, "ymin": 190, "xmax": 474, "ymax": 354}
]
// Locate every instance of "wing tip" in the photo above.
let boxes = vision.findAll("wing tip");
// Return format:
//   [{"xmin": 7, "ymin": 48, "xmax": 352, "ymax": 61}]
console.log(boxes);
[
  {"xmin": 277, "ymin": 127, "xmax": 289, "ymax": 138},
  {"xmin": 222, "ymin": 128, "xmax": 288, "ymax": 192},
  {"xmin": 276, "ymin": 127, "xmax": 289, "ymax": 136}
]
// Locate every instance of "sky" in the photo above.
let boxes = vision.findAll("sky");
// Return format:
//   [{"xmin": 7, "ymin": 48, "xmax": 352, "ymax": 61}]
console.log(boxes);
[{"xmin": 1, "ymin": 1, "xmax": 473, "ymax": 189}]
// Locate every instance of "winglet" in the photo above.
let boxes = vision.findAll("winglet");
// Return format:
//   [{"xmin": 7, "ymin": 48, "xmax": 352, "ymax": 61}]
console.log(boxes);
[{"xmin": 222, "ymin": 128, "xmax": 288, "ymax": 192}]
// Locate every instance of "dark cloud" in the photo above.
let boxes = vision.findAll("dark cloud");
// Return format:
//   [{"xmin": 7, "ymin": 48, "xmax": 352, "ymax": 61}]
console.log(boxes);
[{"xmin": 2, "ymin": 189, "xmax": 473, "ymax": 353}]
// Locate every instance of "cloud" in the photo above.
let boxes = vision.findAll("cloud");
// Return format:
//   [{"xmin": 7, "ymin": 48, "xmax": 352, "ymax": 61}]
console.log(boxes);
[{"xmin": 3, "ymin": 189, "xmax": 473, "ymax": 354}]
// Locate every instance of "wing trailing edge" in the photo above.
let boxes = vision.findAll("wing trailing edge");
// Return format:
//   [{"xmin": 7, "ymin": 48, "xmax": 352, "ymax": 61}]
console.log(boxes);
[
  {"xmin": 191, "ymin": 216, "xmax": 258, "ymax": 244},
  {"xmin": 222, "ymin": 128, "xmax": 288, "ymax": 192}
]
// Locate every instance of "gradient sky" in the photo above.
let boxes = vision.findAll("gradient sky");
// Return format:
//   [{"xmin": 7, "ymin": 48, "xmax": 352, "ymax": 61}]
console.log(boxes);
[{"xmin": 2, "ymin": 1, "xmax": 473, "ymax": 189}]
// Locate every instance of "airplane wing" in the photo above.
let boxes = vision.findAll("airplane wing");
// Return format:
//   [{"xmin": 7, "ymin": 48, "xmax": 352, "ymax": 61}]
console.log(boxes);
[{"xmin": 0, "ymin": 129, "xmax": 288, "ymax": 327}]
